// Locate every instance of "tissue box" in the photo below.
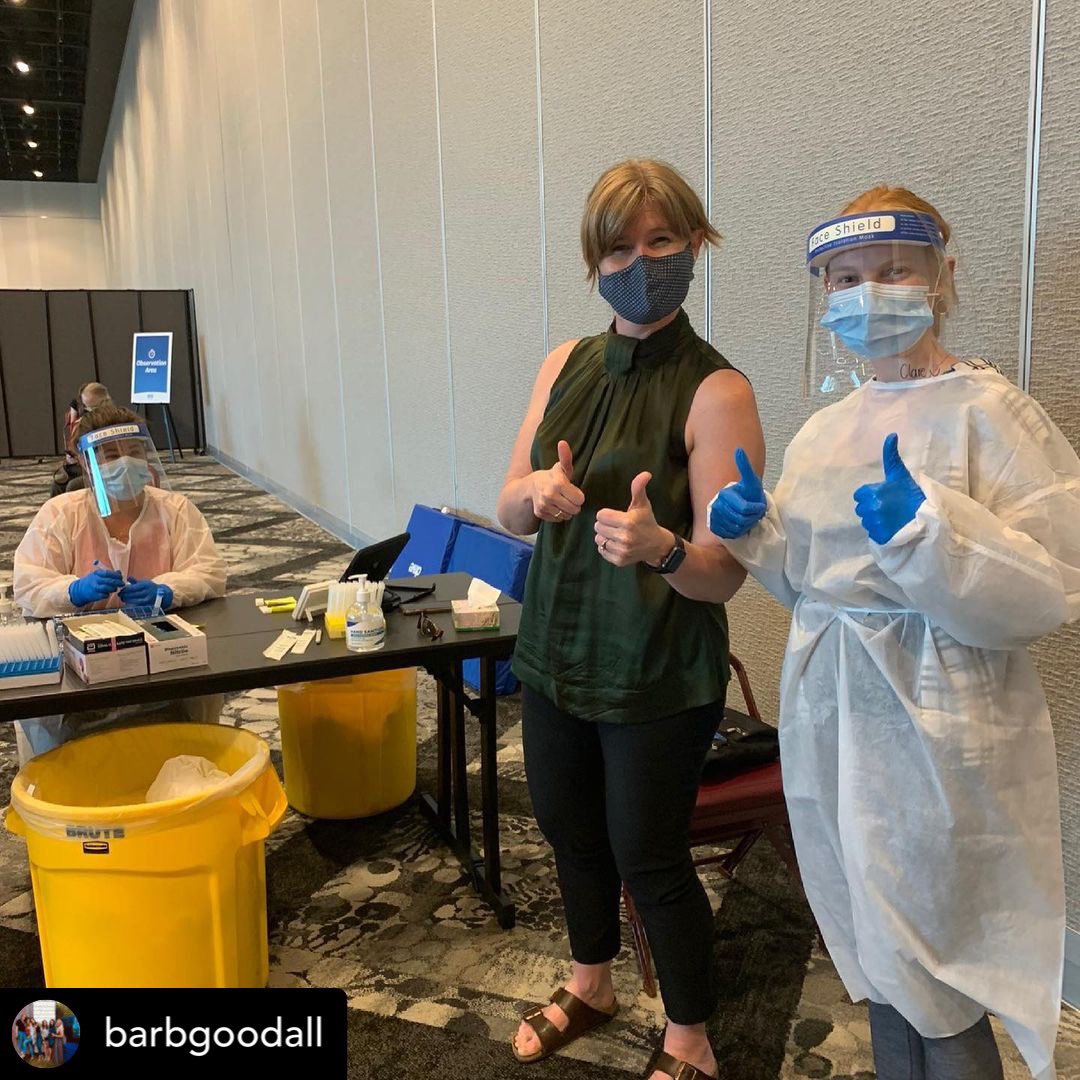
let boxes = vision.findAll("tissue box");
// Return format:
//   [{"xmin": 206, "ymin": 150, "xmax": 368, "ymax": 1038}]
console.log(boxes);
[
  {"xmin": 451, "ymin": 600, "xmax": 500, "ymax": 631},
  {"xmin": 63, "ymin": 611, "xmax": 149, "ymax": 684},
  {"xmin": 136, "ymin": 613, "xmax": 209, "ymax": 674}
]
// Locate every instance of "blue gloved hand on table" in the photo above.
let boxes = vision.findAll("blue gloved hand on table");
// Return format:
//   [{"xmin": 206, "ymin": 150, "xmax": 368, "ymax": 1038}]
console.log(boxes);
[
  {"xmin": 68, "ymin": 567, "xmax": 124, "ymax": 608},
  {"xmin": 119, "ymin": 578, "xmax": 173, "ymax": 610}
]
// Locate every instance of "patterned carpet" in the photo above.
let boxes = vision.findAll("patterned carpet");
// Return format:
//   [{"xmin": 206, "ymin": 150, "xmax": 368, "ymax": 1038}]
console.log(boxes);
[{"xmin": 0, "ymin": 454, "xmax": 1077, "ymax": 1080}]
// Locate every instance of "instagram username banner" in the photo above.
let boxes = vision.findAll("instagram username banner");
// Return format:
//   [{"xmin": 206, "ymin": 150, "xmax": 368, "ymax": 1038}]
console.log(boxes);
[{"xmin": 2, "ymin": 988, "xmax": 346, "ymax": 1077}]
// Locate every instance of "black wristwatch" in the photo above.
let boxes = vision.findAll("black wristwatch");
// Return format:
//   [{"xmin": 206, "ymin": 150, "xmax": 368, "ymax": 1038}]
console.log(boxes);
[{"xmin": 645, "ymin": 532, "xmax": 686, "ymax": 575}]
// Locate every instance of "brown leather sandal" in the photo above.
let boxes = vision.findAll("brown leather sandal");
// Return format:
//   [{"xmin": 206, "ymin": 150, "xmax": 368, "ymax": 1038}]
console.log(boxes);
[
  {"xmin": 642, "ymin": 1027, "xmax": 719, "ymax": 1080},
  {"xmin": 511, "ymin": 987, "xmax": 619, "ymax": 1064},
  {"xmin": 641, "ymin": 1048, "xmax": 718, "ymax": 1080}
]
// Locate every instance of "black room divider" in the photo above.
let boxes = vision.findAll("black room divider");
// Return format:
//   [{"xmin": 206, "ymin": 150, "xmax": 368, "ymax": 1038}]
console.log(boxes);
[{"xmin": 0, "ymin": 289, "xmax": 205, "ymax": 459}]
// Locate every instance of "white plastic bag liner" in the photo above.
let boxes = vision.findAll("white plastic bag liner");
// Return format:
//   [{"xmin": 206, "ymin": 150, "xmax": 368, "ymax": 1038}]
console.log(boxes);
[
  {"xmin": 7, "ymin": 722, "xmax": 272, "ymax": 839},
  {"xmin": 146, "ymin": 755, "xmax": 230, "ymax": 802}
]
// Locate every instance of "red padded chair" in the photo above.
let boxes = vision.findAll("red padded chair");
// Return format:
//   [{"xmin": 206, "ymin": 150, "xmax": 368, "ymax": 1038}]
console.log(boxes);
[{"xmin": 622, "ymin": 653, "xmax": 802, "ymax": 998}]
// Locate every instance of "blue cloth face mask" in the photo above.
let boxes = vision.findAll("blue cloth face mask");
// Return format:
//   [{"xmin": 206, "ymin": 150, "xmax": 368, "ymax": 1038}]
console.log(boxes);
[
  {"xmin": 820, "ymin": 282, "xmax": 934, "ymax": 359},
  {"xmin": 98, "ymin": 455, "xmax": 153, "ymax": 500},
  {"xmin": 598, "ymin": 245, "xmax": 694, "ymax": 325}
]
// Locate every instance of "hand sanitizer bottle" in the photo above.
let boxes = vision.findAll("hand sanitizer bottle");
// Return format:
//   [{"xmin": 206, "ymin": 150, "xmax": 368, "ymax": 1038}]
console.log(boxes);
[{"xmin": 346, "ymin": 585, "xmax": 386, "ymax": 653}]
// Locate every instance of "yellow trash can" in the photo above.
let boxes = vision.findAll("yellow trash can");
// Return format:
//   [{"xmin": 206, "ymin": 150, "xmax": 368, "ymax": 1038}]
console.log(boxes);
[
  {"xmin": 5, "ymin": 722, "xmax": 287, "ymax": 989},
  {"xmin": 277, "ymin": 669, "xmax": 417, "ymax": 819}
]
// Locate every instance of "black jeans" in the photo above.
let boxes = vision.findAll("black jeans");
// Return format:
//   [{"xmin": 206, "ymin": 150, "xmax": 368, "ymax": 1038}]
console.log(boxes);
[{"xmin": 521, "ymin": 685, "xmax": 721, "ymax": 1024}]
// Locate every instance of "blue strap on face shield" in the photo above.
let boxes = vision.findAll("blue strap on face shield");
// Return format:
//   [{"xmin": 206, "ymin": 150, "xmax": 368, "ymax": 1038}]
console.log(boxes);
[{"xmin": 806, "ymin": 210, "xmax": 945, "ymax": 275}]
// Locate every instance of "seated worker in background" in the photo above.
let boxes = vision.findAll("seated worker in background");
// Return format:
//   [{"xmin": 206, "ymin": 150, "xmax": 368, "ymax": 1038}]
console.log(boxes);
[
  {"xmin": 50, "ymin": 381, "xmax": 112, "ymax": 497},
  {"xmin": 13, "ymin": 404, "xmax": 227, "ymax": 764}
]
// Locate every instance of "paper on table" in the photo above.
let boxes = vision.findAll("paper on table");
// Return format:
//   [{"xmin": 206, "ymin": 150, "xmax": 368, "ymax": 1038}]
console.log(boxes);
[{"xmin": 263, "ymin": 629, "xmax": 299, "ymax": 661}]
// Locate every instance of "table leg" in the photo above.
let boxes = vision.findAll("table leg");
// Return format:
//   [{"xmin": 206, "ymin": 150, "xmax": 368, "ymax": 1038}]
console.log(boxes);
[
  {"xmin": 448, "ymin": 659, "xmax": 472, "ymax": 855},
  {"xmin": 435, "ymin": 669, "xmax": 451, "ymax": 831},
  {"xmin": 478, "ymin": 656, "xmax": 504, "ymax": 899},
  {"xmin": 418, "ymin": 659, "xmax": 516, "ymax": 929}
]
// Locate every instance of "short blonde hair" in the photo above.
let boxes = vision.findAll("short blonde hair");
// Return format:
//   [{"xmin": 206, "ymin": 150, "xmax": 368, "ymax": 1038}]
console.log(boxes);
[
  {"xmin": 837, "ymin": 185, "xmax": 956, "ymax": 312},
  {"xmin": 581, "ymin": 159, "xmax": 720, "ymax": 283},
  {"xmin": 840, "ymin": 185, "xmax": 952, "ymax": 244}
]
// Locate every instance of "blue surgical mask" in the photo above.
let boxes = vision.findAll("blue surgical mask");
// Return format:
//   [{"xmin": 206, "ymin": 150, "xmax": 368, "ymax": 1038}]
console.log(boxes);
[
  {"xmin": 820, "ymin": 282, "xmax": 934, "ymax": 359},
  {"xmin": 98, "ymin": 455, "xmax": 153, "ymax": 499},
  {"xmin": 598, "ymin": 245, "xmax": 694, "ymax": 326}
]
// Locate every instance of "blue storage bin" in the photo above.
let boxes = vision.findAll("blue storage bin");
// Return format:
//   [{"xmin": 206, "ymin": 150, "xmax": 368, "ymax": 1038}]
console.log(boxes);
[
  {"xmin": 389, "ymin": 505, "xmax": 461, "ymax": 580},
  {"xmin": 447, "ymin": 522, "xmax": 532, "ymax": 695}
]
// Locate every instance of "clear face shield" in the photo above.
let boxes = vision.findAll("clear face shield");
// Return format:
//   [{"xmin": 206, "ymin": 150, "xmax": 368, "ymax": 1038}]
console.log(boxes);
[
  {"xmin": 804, "ymin": 211, "xmax": 952, "ymax": 398},
  {"xmin": 76, "ymin": 422, "xmax": 170, "ymax": 518}
]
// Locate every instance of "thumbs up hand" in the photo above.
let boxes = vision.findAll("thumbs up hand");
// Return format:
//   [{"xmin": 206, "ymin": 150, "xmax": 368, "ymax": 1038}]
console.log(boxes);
[
  {"xmin": 531, "ymin": 439, "xmax": 585, "ymax": 523},
  {"xmin": 707, "ymin": 449, "xmax": 767, "ymax": 539},
  {"xmin": 595, "ymin": 471, "xmax": 671, "ymax": 566},
  {"xmin": 853, "ymin": 433, "xmax": 926, "ymax": 544}
]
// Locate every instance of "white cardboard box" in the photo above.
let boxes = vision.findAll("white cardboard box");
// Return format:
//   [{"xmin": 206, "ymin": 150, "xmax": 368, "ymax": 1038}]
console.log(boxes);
[
  {"xmin": 139, "ymin": 613, "xmax": 208, "ymax": 674},
  {"xmin": 63, "ymin": 611, "xmax": 149, "ymax": 684}
]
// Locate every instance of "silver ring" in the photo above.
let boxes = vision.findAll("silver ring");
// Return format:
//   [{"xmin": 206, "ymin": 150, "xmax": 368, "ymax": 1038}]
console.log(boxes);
[
  {"xmin": 553, "ymin": 509, "xmax": 563, "ymax": 519},
  {"xmin": 601, "ymin": 539, "xmax": 609, "ymax": 552}
]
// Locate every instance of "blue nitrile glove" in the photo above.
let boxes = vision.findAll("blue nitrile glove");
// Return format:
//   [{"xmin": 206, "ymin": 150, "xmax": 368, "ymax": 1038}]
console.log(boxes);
[
  {"xmin": 120, "ymin": 578, "xmax": 173, "ymax": 610},
  {"xmin": 708, "ymin": 449, "xmax": 767, "ymax": 539},
  {"xmin": 854, "ymin": 433, "xmax": 926, "ymax": 544},
  {"xmin": 68, "ymin": 567, "xmax": 124, "ymax": 608}
]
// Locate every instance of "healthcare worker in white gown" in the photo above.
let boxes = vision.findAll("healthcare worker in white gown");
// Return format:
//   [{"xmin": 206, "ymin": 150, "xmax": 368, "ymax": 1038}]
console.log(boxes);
[
  {"xmin": 708, "ymin": 187, "xmax": 1080, "ymax": 1080},
  {"xmin": 13, "ymin": 404, "xmax": 227, "ymax": 765}
]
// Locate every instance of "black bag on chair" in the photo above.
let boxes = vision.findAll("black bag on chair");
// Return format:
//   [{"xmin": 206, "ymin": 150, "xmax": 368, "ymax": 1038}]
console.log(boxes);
[{"xmin": 701, "ymin": 709, "xmax": 780, "ymax": 781}]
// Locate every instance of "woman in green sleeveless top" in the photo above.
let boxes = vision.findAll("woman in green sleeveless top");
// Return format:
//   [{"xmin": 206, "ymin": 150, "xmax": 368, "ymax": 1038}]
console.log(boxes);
[{"xmin": 498, "ymin": 161, "xmax": 765, "ymax": 1080}]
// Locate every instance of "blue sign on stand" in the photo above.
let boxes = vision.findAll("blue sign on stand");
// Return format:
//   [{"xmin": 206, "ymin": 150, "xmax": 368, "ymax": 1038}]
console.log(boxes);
[{"xmin": 131, "ymin": 332, "xmax": 173, "ymax": 404}]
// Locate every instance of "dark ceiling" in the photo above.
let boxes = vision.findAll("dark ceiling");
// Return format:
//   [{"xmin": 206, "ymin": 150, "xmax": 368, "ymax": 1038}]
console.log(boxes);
[{"xmin": 0, "ymin": 0, "xmax": 133, "ymax": 183}]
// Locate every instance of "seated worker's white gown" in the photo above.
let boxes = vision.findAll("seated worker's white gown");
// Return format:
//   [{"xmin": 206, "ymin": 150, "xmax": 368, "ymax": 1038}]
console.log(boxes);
[
  {"xmin": 12, "ymin": 486, "xmax": 228, "ymax": 764},
  {"xmin": 722, "ymin": 362, "xmax": 1080, "ymax": 1080}
]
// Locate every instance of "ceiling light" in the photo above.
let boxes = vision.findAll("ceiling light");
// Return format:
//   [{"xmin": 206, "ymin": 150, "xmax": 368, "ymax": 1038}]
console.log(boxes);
[
  {"xmin": 14, "ymin": 60, "xmax": 29, "ymax": 74},
  {"xmin": 32, "ymin": 169, "xmax": 42, "ymax": 178},
  {"xmin": 22, "ymin": 102, "xmax": 34, "ymax": 115},
  {"xmin": 25, "ymin": 139, "xmax": 36, "ymax": 148}
]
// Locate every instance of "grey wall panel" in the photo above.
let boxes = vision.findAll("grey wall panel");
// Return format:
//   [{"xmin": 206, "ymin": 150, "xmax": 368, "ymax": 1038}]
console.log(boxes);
[
  {"xmin": 90, "ymin": 291, "xmax": 141, "ymax": 406},
  {"xmin": 47, "ymin": 293, "xmax": 98, "ymax": 406},
  {"xmin": 316, "ymin": 0, "xmax": 397, "ymax": 541},
  {"xmin": 233, "ymin": 0, "xmax": 285, "ymax": 488},
  {"xmin": 435, "ymin": 0, "xmax": 545, "ymax": 518},
  {"xmin": 252, "ymin": 2, "xmax": 309, "ymax": 500},
  {"xmin": 281, "ymin": 0, "xmax": 350, "ymax": 524},
  {"xmin": 213, "ymin": 0, "xmax": 264, "ymax": 477},
  {"xmin": 539, "ymin": 0, "xmax": 706, "ymax": 349},
  {"xmin": 140, "ymin": 290, "xmax": 196, "ymax": 448},
  {"xmin": 367, "ymin": 0, "xmax": 454, "ymax": 524},
  {"xmin": 0, "ymin": 293, "xmax": 55, "ymax": 455},
  {"xmin": 1029, "ymin": 0, "xmax": 1080, "ymax": 928},
  {"xmin": 711, "ymin": 1, "xmax": 1033, "ymax": 731}
]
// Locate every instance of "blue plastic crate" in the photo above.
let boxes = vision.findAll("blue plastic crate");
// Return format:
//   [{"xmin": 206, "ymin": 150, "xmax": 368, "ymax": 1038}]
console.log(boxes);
[
  {"xmin": 389, "ymin": 506, "xmax": 461, "ymax": 580},
  {"xmin": 446, "ymin": 522, "xmax": 532, "ymax": 695}
]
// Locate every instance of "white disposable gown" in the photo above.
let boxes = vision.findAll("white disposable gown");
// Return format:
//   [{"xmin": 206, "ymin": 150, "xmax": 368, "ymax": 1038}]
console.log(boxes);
[
  {"xmin": 11, "ymin": 486, "xmax": 228, "ymax": 764},
  {"xmin": 14, "ymin": 486, "xmax": 227, "ymax": 615},
  {"xmin": 723, "ymin": 363, "xmax": 1080, "ymax": 1079}
]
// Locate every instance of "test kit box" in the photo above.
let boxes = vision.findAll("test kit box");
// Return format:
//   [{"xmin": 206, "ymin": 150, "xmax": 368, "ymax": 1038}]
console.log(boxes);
[
  {"xmin": 137, "ymin": 613, "xmax": 208, "ymax": 674},
  {"xmin": 63, "ymin": 611, "xmax": 148, "ymax": 684}
]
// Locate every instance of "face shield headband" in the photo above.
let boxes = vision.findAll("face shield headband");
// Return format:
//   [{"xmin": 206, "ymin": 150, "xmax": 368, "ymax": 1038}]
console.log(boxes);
[{"xmin": 806, "ymin": 210, "xmax": 945, "ymax": 276}]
